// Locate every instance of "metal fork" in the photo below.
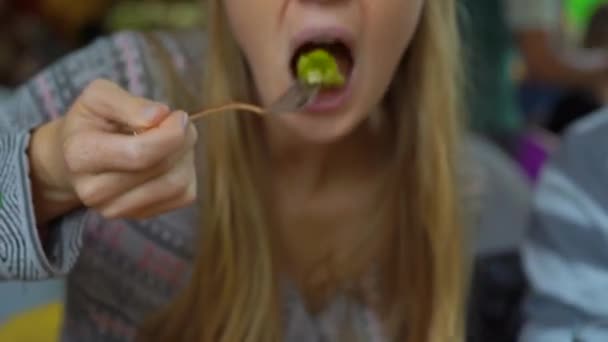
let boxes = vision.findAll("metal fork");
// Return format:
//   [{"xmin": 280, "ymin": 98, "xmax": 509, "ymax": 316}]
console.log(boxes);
[
  {"xmin": 130, "ymin": 81, "xmax": 318, "ymax": 135},
  {"xmin": 189, "ymin": 81, "xmax": 319, "ymax": 120}
]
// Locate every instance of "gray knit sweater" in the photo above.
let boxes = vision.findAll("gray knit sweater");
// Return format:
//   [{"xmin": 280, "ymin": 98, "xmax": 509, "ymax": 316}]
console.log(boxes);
[{"xmin": 0, "ymin": 30, "xmax": 391, "ymax": 342}]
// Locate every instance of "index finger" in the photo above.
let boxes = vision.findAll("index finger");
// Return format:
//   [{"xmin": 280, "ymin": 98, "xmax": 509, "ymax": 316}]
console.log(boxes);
[
  {"xmin": 78, "ymin": 79, "xmax": 170, "ymax": 129},
  {"xmin": 64, "ymin": 111, "xmax": 196, "ymax": 174}
]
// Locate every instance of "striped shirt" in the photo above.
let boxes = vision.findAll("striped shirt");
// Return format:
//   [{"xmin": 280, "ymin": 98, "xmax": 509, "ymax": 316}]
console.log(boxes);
[{"xmin": 519, "ymin": 107, "xmax": 608, "ymax": 342}]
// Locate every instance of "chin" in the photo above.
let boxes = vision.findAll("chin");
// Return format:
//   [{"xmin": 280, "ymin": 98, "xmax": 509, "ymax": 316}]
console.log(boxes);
[{"xmin": 271, "ymin": 107, "xmax": 366, "ymax": 145}]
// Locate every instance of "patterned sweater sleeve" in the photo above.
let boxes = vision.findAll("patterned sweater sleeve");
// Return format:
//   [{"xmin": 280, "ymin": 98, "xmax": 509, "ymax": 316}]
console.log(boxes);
[{"xmin": 0, "ymin": 30, "xmax": 202, "ymax": 281}]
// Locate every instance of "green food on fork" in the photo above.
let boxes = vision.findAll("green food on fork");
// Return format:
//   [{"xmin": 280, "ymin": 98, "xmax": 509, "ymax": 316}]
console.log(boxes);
[
  {"xmin": 129, "ymin": 50, "xmax": 342, "ymax": 135},
  {"xmin": 297, "ymin": 49, "xmax": 345, "ymax": 88}
]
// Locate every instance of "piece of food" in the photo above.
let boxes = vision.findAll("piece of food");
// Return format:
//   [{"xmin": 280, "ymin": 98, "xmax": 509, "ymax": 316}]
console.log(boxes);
[{"xmin": 296, "ymin": 49, "xmax": 345, "ymax": 88}]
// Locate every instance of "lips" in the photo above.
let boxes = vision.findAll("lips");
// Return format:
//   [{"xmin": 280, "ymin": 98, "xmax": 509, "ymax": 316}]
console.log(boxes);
[{"xmin": 289, "ymin": 27, "xmax": 356, "ymax": 112}]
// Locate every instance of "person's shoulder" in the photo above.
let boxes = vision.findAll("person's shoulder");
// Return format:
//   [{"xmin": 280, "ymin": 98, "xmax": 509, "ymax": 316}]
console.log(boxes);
[
  {"xmin": 545, "ymin": 107, "xmax": 608, "ymax": 185},
  {"xmin": 565, "ymin": 106, "xmax": 608, "ymax": 138},
  {"xmin": 122, "ymin": 29, "xmax": 206, "ymax": 65},
  {"xmin": 504, "ymin": 0, "xmax": 562, "ymax": 32},
  {"xmin": 101, "ymin": 29, "xmax": 207, "ymax": 76},
  {"xmin": 9, "ymin": 29, "xmax": 207, "ymax": 117},
  {"xmin": 88, "ymin": 29, "xmax": 206, "ymax": 106},
  {"xmin": 561, "ymin": 106, "xmax": 608, "ymax": 150},
  {"xmin": 130, "ymin": 29, "xmax": 206, "ymax": 108}
]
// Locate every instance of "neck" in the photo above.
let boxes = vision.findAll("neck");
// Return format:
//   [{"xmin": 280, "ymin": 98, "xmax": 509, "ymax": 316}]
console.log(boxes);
[
  {"xmin": 262, "ymin": 116, "xmax": 394, "ymax": 311},
  {"xmin": 265, "ymin": 121, "xmax": 388, "ymax": 192}
]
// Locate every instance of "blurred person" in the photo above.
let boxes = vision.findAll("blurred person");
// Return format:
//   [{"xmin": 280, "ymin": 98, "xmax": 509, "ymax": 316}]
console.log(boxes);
[
  {"xmin": 519, "ymin": 3, "xmax": 608, "ymax": 183},
  {"xmin": 520, "ymin": 15, "xmax": 608, "ymax": 339},
  {"xmin": 460, "ymin": 1, "xmax": 605, "ymax": 340},
  {"xmin": 0, "ymin": 1, "xmax": 473, "ymax": 342},
  {"xmin": 565, "ymin": 0, "xmax": 608, "ymax": 34},
  {"xmin": 460, "ymin": 0, "xmax": 608, "ymax": 151},
  {"xmin": 466, "ymin": 134, "xmax": 532, "ymax": 342},
  {"xmin": 532, "ymin": 2, "xmax": 608, "ymax": 134},
  {"xmin": 584, "ymin": 3, "xmax": 608, "ymax": 52},
  {"xmin": 581, "ymin": 2, "xmax": 608, "ymax": 104},
  {"xmin": 511, "ymin": 0, "xmax": 608, "ymax": 93},
  {"xmin": 519, "ymin": 106, "xmax": 608, "ymax": 342},
  {"xmin": 459, "ymin": 0, "xmax": 520, "ymax": 144}
]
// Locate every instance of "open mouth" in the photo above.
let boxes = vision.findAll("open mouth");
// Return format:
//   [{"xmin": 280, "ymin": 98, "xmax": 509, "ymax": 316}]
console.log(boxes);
[{"xmin": 290, "ymin": 40, "xmax": 354, "ymax": 89}]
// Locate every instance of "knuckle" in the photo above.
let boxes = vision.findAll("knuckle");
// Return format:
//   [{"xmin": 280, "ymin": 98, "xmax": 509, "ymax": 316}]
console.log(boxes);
[
  {"xmin": 64, "ymin": 160, "xmax": 78, "ymax": 175},
  {"xmin": 79, "ymin": 79, "xmax": 124, "ymax": 111},
  {"xmin": 133, "ymin": 96, "xmax": 156, "ymax": 110},
  {"xmin": 125, "ymin": 143, "xmax": 152, "ymax": 169},
  {"xmin": 164, "ymin": 168, "xmax": 189, "ymax": 194},
  {"xmin": 167, "ymin": 127, "xmax": 188, "ymax": 150},
  {"xmin": 63, "ymin": 153, "xmax": 79, "ymax": 175},
  {"xmin": 81, "ymin": 79, "xmax": 108, "ymax": 101},
  {"xmin": 150, "ymin": 157, "xmax": 173, "ymax": 176},
  {"xmin": 89, "ymin": 78, "xmax": 112, "ymax": 91},
  {"xmin": 126, "ymin": 97, "xmax": 147, "ymax": 118},
  {"xmin": 76, "ymin": 182, "xmax": 101, "ymax": 207},
  {"xmin": 62, "ymin": 137, "xmax": 83, "ymax": 173},
  {"xmin": 183, "ymin": 194, "xmax": 196, "ymax": 206}
]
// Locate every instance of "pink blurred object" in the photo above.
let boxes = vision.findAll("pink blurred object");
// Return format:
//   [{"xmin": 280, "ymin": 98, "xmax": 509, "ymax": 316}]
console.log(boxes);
[{"xmin": 515, "ymin": 127, "xmax": 558, "ymax": 184}]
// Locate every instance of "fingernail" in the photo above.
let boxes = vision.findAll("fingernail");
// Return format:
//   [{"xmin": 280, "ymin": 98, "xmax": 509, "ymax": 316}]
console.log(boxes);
[
  {"xmin": 178, "ymin": 111, "xmax": 189, "ymax": 130},
  {"xmin": 143, "ymin": 103, "xmax": 168, "ymax": 121}
]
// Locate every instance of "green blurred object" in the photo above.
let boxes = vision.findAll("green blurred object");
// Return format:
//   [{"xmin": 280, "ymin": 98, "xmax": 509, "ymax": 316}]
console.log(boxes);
[
  {"xmin": 565, "ymin": 0, "xmax": 608, "ymax": 33},
  {"xmin": 105, "ymin": 1, "xmax": 204, "ymax": 31},
  {"xmin": 458, "ymin": 0, "xmax": 521, "ymax": 139},
  {"xmin": 297, "ymin": 49, "xmax": 345, "ymax": 87}
]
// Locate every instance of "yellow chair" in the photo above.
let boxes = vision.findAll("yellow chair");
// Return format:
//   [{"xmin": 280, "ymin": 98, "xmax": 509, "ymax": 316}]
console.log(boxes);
[{"xmin": 0, "ymin": 302, "xmax": 63, "ymax": 342}]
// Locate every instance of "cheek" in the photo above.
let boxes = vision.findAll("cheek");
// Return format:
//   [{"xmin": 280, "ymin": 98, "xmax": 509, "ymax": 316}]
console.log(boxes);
[
  {"xmin": 223, "ymin": 0, "xmax": 288, "ymax": 104},
  {"xmin": 223, "ymin": 0, "xmax": 260, "ymax": 56},
  {"xmin": 371, "ymin": 0, "xmax": 424, "ymax": 39},
  {"xmin": 365, "ymin": 0, "xmax": 424, "ymax": 76}
]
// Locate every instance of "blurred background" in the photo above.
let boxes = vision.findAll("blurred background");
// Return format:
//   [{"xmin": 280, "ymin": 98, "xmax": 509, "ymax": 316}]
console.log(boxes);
[{"xmin": 0, "ymin": 0, "xmax": 607, "ymax": 341}]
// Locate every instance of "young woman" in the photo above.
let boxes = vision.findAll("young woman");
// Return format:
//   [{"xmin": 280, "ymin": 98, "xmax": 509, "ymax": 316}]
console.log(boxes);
[{"xmin": 0, "ymin": 0, "xmax": 468, "ymax": 340}]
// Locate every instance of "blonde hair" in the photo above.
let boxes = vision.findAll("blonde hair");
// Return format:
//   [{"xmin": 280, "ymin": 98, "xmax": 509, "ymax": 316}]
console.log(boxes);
[{"xmin": 138, "ymin": 0, "xmax": 468, "ymax": 341}]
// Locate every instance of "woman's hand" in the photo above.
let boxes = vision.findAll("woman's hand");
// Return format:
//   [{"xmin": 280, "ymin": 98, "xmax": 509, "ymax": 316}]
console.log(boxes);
[{"xmin": 29, "ymin": 79, "xmax": 198, "ymax": 223}]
